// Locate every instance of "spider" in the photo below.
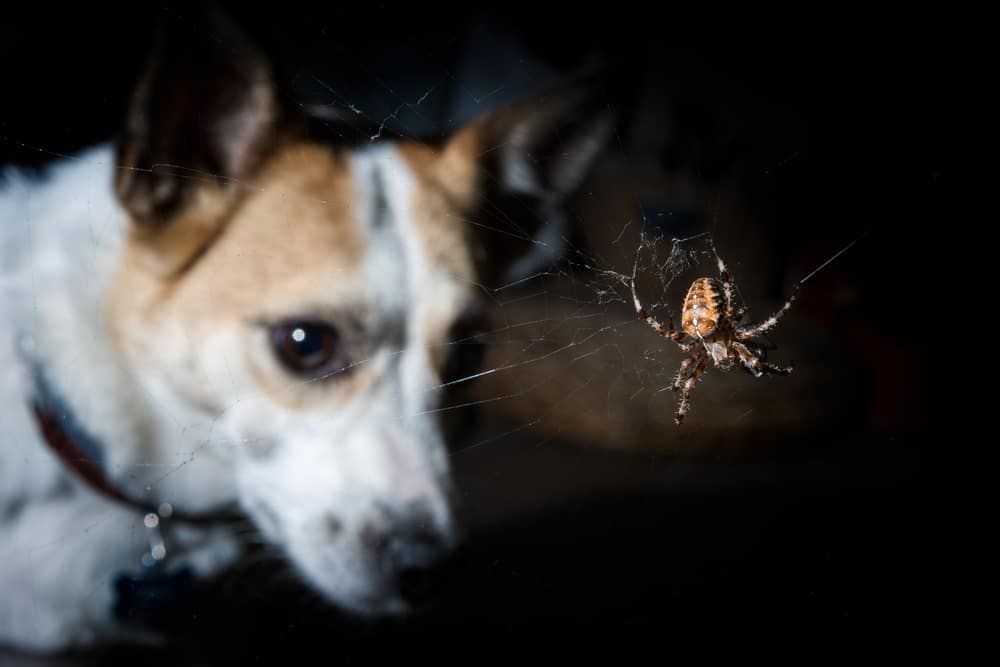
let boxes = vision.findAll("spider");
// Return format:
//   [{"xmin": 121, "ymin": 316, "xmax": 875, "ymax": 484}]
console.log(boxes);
[{"xmin": 630, "ymin": 250, "xmax": 799, "ymax": 424}]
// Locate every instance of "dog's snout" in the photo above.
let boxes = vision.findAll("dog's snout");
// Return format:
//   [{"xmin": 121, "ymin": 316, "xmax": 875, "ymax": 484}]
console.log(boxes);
[
  {"xmin": 363, "ymin": 512, "xmax": 455, "ymax": 606},
  {"xmin": 385, "ymin": 526, "xmax": 454, "ymax": 605}
]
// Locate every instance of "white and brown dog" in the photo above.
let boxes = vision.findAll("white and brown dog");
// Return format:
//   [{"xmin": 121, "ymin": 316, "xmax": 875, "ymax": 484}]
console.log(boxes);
[{"xmin": 0, "ymin": 9, "xmax": 612, "ymax": 651}]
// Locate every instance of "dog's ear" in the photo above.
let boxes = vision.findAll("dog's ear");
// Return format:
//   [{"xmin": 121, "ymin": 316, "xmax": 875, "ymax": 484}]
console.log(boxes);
[
  {"xmin": 115, "ymin": 8, "xmax": 279, "ymax": 275},
  {"xmin": 437, "ymin": 71, "xmax": 617, "ymax": 286}
]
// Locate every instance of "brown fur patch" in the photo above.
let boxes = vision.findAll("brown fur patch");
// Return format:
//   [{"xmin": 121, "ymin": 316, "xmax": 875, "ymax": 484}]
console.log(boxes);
[
  {"xmin": 108, "ymin": 141, "xmax": 369, "ymax": 410},
  {"xmin": 400, "ymin": 131, "xmax": 481, "ymax": 213},
  {"xmin": 397, "ymin": 143, "xmax": 477, "ymax": 281},
  {"xmin": 397, "ymin": 142, "xmax": 479, "ymax": 372}
]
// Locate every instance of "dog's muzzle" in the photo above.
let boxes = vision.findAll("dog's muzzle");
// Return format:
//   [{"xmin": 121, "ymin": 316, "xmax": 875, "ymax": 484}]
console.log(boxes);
[{"xmin": 361, "ymin": 508, "xmax": 457, "ymax": 607}]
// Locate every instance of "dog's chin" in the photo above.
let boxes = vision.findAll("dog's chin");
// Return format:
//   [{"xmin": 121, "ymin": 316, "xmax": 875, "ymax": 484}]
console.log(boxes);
[
  {"xmin": 301, "ymin": 570, "xmax": 413, "ymax": 619},
  {"xmin": 278, "ymin": 544, "xmax": 410, "ymax": 619},
  {"xmin": 330, "ymin": 591, "xmax": 412, "ymax": 619}
]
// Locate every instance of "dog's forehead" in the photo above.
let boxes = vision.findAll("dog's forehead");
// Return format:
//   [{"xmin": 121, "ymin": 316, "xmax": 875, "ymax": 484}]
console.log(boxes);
[
  {"xmin": 349, "ymin": 140, "xmax": 476, "ymax": 280},
  {"xmin": 142, "ymin": 139, "xmax": 475, "ymax": 327},
  {"xmin": 345, "ymin": 141, "xmax": 477, "ymax": 339}
]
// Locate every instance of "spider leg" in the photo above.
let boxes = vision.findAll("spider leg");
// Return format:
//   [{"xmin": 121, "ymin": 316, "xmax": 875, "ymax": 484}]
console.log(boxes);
[
  {"xmin": 733, "ymin": 341, "xmax": 794, "ymax": 377},
  {"xmin": 672, "ymin": 353, "xmax": 699, "ymax": 391},
  {"xmin": 759, "ymin": 361, "xmax": 794, "ymax": 375},
  {"xmin": 675, "ymin": 353, "xmax": 709, "ymax": 425},
  {"xmin": 630, "ymin": 278, "xmax": 686, "ymax": 347},
  {"xmin": 713, "ymin": 246, "xmax": 737, "ymax": 323},
  {"xmin": 736, "ymin": 283, "xmax": 801, "ymax": 338},
  {"xmin": 733, "ymin": 341, "xmax": 763, "ymax": 378}
]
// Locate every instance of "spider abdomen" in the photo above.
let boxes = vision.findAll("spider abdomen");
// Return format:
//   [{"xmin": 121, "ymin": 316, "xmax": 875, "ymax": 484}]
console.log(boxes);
[{"xmin": 681, "ymin": 277, "xmax": 726, "ymax": 337}]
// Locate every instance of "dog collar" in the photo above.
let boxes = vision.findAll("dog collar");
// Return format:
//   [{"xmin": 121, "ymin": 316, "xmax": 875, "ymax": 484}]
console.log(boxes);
[
  {"xmin": 24, "ymin": 350, "xmax": 242, "ymax": 527},
  {"xmin": 30, "ymin": 385, "xmax": 149, "ymax": 513},
  {"xmin": 22, "ymin": 348, "xmax": 247, "ymax": 619}
]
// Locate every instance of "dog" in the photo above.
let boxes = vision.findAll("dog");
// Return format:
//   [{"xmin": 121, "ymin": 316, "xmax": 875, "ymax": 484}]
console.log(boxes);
[{"xmin": 0, "ymin": 9, "xmax": 612, "ymax": 651}]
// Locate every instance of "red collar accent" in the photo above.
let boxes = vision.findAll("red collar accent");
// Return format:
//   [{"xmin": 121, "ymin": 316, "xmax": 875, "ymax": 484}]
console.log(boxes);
[
  {"xmin": 30, "ymin": 399, "xmax": 242, "ymax": 526},
  {"xmin": 31, "ymin": 399, "xmax": 151, "ymax": 512}
]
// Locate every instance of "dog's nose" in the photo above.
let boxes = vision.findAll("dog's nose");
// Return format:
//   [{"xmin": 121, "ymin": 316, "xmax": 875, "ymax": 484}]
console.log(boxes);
[
  {"xmin": 387, "ymin": 532, "xmax": 454, "ymax": 605},
  {"xmin": 366, "ymin": 513, "xmax": 455, "ymax": 606}
]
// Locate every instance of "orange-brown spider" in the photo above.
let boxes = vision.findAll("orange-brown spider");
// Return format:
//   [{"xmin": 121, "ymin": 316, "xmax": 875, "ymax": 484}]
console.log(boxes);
[{"xmin": 630, "ymin": 252, "xmax": 799, "ymax": 424}]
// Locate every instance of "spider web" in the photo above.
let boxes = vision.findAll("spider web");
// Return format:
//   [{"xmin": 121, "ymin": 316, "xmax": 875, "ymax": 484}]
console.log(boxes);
[
  {"xmin": 3, "ymin": 4, "xmax": 969, "ymax": 661},
  {"xmin": 0, "ymin": 30, "xmax": 804, "ymax": 552},
  {"xmin": 0, "ymin": 8, "xmax": 872, "ymax": 657},
  {"xmin": 442, "ymin": 208, "xmax": 783, "ymax": 459}
]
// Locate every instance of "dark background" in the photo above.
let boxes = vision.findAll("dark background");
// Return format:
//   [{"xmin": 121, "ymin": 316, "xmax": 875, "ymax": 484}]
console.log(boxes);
[{"xmin": 0, "ymin": 3, "xmax": 980, "ymax": 663}]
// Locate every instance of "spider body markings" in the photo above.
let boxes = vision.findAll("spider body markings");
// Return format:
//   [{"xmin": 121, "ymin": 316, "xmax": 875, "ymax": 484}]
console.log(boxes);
[{"xmin": 630, "ymin": 252, "xmax": 799, "ymax": 424}]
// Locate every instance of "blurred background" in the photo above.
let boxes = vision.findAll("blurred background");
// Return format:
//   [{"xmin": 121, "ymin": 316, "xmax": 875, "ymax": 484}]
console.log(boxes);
[{"xmin": 1, "ymin": 2, "xmax": 977, "ymax": 663}]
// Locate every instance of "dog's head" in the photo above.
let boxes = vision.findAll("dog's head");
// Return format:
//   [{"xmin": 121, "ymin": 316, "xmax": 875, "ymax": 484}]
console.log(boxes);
[{"xmin": 106, "ymin": 9, "xmax": 612, "ymax": 615}]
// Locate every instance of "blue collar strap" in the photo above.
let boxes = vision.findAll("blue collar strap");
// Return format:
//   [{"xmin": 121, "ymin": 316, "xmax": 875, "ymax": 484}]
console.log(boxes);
[
  {"xmin": 28, "ymin": 362, "xmax": 243, "ymax": 526},
  {"xmin": 26, "ymin": 358, "xmax": 244, "ymax": 621},
  {"xmin": 30, "ymin": 365, "xmax": 149, "ymax": 511}
]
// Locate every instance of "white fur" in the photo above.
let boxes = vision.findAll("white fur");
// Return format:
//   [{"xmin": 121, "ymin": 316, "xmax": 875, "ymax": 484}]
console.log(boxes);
[
  {"xmin": 232, "ymin": 146, "xmax": 457, "ymax": 614},
  {"xmin": 0, "ymin": 147, "xmax": 241, "ymax": 650},
  {"xmin": 0, "ymin": 144, "xmax": 463, "ymax": 649}
]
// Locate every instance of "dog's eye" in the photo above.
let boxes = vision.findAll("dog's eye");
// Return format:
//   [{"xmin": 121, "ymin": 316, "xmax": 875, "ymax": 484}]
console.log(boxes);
[{"xmin": 270, "ymin": 322, "xmax": 347, "ymax": 379}]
